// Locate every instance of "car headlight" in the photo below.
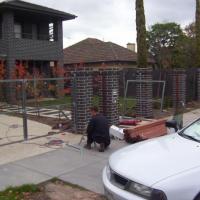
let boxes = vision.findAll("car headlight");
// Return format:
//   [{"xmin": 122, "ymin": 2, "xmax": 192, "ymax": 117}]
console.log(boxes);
[
  {"xmin": 127, "ymin": 182, "xmax": 152, "ymax": 199},
  {"xmin": 127, "ymin": 182, "xmax": 167, "ymax": 200}
]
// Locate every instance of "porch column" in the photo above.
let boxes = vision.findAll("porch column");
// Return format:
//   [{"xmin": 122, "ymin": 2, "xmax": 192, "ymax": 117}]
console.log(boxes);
[{"xmin": 2, "ymin": 11, "xmax": 16, "ymax": 103}]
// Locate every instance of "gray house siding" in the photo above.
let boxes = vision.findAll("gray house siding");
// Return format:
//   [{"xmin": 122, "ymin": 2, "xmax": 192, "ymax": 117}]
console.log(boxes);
[
  {"xmin": 2, "ymin": 11, "xmax": 15, "ymax": 76},
  {"xmin": 13, "ymin": 39, "xmax": 62, "ymax": 60},
  {"xmin": 0, "ymin": 40, "xmax": 6, "ymax": 54},
  {"xmin": 12, "ymin": 20, "xmax": 63, "ymax": 61},
  {"xmin": 1, "ymin": 11, "xmax": 64, "ymax": 74},
  {"xmin": 0, "ymin": 11, "xmax": 64, "ymax": 102},
  {"xmin": 0, "ymin": 0, "xmax": 75, "ymax": 102}
]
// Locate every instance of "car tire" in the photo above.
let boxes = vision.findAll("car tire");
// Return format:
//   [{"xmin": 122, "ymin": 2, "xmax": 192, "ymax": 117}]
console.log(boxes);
[{"xmin": 194, "ymin": 193, "xmax": 200, "ymax": 200}]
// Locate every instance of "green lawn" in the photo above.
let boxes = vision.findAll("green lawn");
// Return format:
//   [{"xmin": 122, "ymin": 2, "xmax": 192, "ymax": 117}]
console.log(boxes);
[
  {"xmin": 26, "ymin": 95, "xmax": 136, "ymax": 115},
  {"xmin": 0, "ymin": 180, "xmax": 107, "ymax": 200},
  {"xmin": 0, "ymin": 184, "xmax": 39, "ymax": 200},
  {"xmin": 39, "ymin": 96, "xmax": 72, "ymax": 107}
]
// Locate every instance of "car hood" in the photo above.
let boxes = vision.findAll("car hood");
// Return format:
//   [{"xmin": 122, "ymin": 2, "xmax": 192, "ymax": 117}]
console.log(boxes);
[{"xmin": 109, "ymin": 134, "xmax": 200, "ymax": 186}]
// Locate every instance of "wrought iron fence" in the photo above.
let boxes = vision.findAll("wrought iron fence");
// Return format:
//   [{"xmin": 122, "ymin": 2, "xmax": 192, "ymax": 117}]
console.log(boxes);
[{"xmin": 0, "ymin": 77, "xmax": 72, "ymax": 146}]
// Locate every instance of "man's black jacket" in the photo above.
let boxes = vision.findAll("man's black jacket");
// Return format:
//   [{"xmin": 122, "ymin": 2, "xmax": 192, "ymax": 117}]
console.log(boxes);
[{"xmin": 87, "ymin": 114, "xmax": 110, "ymax": 142}]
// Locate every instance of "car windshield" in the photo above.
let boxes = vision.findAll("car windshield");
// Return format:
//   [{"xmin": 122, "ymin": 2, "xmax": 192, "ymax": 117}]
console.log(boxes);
[{"xmin": 180, "ymin": 119, "xmax": 200, "ymax": 142}]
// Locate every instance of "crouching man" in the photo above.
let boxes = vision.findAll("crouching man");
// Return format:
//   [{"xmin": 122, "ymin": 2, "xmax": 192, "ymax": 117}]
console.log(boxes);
[{"xmin": 84, "ymin": 106, "xmax": 110, "ymax": 152}]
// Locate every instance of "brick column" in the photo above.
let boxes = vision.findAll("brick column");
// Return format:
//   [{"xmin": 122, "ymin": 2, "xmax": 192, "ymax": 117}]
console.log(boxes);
[
  {"xmin": 71, "ymin": 66, "xmax": 93, "ymax": 134},
  {"xmin": 54, "ymin": 61, "xmax": 64, "ymax": 98},
  {"xmin": 197, "ymin": 68, "xmax": 200, "ymax": 101},
  {"xmin": 5, "ymin": 59, "xmax": 16, "ymax": 103},
  {"xmin": 2, "ymin": 11, "xmax": 16, "ymax": 103},
  {"xmin": 172, "ymin": 69, "xmax": 186, "ymax": 110},
  {"xmin": 136, "ymin": 68, "xmax": 153, "ymax": 118},
  {"xmin": 56, "ymin": 21, "xmax": 65, "ymax": 97},
  {"xmin": 98, "ymin": 67, "xmax": 120, "ymax": 126}
]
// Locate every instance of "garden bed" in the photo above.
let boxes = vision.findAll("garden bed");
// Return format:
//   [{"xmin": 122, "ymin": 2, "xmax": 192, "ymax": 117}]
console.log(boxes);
[{"xmin": 0, "ymin": 179, "xmax": 106, "ymax": 200}]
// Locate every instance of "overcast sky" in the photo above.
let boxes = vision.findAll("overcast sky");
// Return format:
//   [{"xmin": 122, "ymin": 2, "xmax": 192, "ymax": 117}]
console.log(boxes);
[{"xmin": 5, "ymin": 0, "xmax": 196, "ymax": 48}]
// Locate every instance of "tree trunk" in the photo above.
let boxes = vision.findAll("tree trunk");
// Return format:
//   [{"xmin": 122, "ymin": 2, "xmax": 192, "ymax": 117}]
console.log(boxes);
[
  {"xmin": 135, "ymin": 0, "xmax": 153, "ymax": 118},
  {"xmin": 136, "ymin": 0, "xmax": 148, "ymax": 68}
]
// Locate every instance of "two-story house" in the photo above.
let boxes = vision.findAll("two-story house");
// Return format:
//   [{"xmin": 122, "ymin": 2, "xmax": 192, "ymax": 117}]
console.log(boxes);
[
  {"xmin": 0, "ymin": 0, "xmax": 76, "ymax": 102},
  {"xmin": 0, "ymin": 0, "xmax": 76, "ymax": 78}
]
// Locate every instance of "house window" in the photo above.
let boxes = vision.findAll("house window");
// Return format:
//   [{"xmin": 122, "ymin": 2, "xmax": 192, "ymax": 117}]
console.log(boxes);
[
  {"xmin": 49, "ymin": 23, "xmax": 54, "ymax": 42},
  {"xmin": 14, "ymin": 23, "xmax": 22, "ymax": 39},
  {"xmin": 50, "ymin": 61, "xmax": 55, "ymax": 67},
  {"xmin": 22, "ymin": 23, "xmax": 32, "ymax": 39}
]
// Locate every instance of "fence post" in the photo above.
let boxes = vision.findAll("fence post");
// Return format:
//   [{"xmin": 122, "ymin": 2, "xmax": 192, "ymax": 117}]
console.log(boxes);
[
  {"xmin": 22, "ymin": 79, "xmax": 28, "ymax": 140},
  {"xmin": 98, "ymin": 67, "xmax": 120, "ymax": 126},
  {"xmin": 135, "ymin": 68, "xmax": 153, "ymax": 118},
  {"xmin": 71, "ymin": 66, "xmax": 93, "ymax": 134}
]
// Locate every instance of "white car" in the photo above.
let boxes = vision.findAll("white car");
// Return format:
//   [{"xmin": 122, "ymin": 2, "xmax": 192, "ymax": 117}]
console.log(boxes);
[{"xmin": 103, "ymin": 118, "xmax": 200, "ymax": 200}]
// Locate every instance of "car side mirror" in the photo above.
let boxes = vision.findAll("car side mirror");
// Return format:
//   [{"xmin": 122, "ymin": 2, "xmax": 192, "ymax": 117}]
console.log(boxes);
[{"xmin": 166, "ymin": 120, "xmax": 178, "ymax": 132}]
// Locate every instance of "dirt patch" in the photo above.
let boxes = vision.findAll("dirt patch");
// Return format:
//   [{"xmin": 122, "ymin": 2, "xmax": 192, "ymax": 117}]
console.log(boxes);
[{"xmin": 27, "ymin": 180, "xmax": 106, "ymax": 200}]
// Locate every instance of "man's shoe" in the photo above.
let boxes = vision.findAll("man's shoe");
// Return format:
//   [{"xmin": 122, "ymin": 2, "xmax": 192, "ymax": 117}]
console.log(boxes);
[
  {"xmin": 84, "ymin": 144, "xmax": 91, "ymax": 150},
  {"xmin": 99, "ymin": 143, "xmax": 105, "ymax": 152}
]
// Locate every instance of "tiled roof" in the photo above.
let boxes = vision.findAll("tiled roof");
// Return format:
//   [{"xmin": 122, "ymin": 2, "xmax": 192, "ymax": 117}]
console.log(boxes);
[
  {"xmin": 64, "ymin": 38, "xmax": 139, "ymax": 65},
  {"xmin": 0, "ymin": 0, "xmax": 76, "ymax": 20}
]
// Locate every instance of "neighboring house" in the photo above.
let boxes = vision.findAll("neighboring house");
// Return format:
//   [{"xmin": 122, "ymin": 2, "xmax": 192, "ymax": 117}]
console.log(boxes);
[
  {"xmin": 0, "ymin": 0, "xmax": 76, "ymax": 78},
  {"xmin": 63, "ymin": 38, "xmax": 154, "ymax": 70}
]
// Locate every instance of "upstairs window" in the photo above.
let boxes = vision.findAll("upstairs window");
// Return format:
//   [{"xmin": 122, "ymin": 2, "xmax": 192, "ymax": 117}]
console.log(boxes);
[
  {"xmin": 49, "ymin": 23, "xmax": 54, "ymax": 41},
  {"xmin": 14, "ymin": 21, "xmax": 33, "ymax": 39},
  {"xmin": 14, "ymin": 23, "xmax": 22, "ymax": 39},
  {"xmin": 14, "ymin": 19, "xmax": 57, "ymax": 42},
  {"xmin": 22, "ymin": 23, "xmax": 32, "ymax": 39},
  {"xmin": 49, "ymin": 22, "xmax": 58, "ymax": 41}
]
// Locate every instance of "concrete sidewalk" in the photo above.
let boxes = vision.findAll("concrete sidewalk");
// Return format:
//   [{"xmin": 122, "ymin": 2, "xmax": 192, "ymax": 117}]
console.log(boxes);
[
  {"xmin": 0, "ymin": 108, "xmax": 199, "ymax": 194},
  {"xmin": 0, "ymin": 140, "xmax": 127, "ymax": 194}
]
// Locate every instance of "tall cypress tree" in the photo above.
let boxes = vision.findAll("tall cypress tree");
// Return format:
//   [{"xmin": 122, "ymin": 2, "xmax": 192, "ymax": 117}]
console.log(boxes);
[
  {"xmin": 136, "ymin": 0, "xmax": 147, "ymax": 68},
  {"xmin": 196, "ymin": 0, "xmax": 200, "ymax": 67}
]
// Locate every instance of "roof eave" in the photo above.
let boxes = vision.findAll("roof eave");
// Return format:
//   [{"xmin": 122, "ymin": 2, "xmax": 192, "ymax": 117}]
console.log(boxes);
[
  {"xmin": 64, "ymin": 60, "xmax": 137, "ymax": 65},
  {"xmin": 0, "ymin": 2, "xmax": 76, "ymax": 21}
]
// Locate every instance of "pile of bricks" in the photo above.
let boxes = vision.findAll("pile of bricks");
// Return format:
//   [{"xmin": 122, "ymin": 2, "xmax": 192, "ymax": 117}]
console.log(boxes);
[{"xmin": 123, "ymin": 119, "xmax": 167, "ymax": 143}]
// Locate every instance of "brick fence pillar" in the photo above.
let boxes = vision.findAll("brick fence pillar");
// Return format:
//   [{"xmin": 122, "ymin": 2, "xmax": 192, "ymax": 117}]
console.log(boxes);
[
  {"xmin": 136, "ymin": 68, "xmax": 153, "ymax": 118},
  {"xmin": 172, "ymin": 69, "xmax": 186, "ymax": 110},
  {"xmin": 98, "ymin": 67, "xmax": 120, "ymax": 126},
  {"xmin": 6, "ymin": 59, "xmax": 16, "ymax": 103},
  {"xmin": 197, "ymin": 68, "xmax": 200, "ymax": 101},
  {"xmin": 71, "ymin": 66, "xmax": 93, "ymax": 134}
]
